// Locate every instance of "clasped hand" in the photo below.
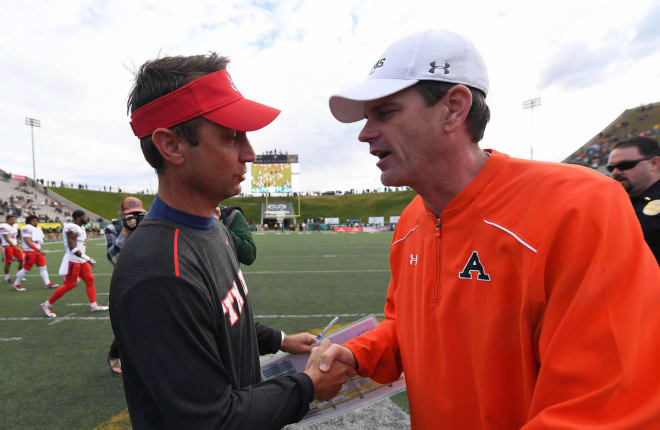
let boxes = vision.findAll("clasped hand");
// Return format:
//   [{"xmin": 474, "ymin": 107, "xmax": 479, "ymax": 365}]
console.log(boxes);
[{"xmin": 303, "ymin": 339, "xmax": 357, "ymax": 401}]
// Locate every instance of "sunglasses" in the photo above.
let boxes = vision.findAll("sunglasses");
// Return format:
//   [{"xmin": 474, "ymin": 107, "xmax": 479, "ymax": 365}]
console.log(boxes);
[
  {"xmin": 605, "ymin": 157, "xmax": 652, "ymax": 173},
  {"xmin": 125, "ymin": 212, "xmax": 145, "ymax": 222}
]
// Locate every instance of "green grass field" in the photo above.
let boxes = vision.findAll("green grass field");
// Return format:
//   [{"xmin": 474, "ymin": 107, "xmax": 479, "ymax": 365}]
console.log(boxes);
[
  {"xmin": 50, "ymin": 187, "xmax": 416, "ymax": 225},
  {"xmin": 1, "ymin": 231, "xmax": 408, "ymax": 429}
]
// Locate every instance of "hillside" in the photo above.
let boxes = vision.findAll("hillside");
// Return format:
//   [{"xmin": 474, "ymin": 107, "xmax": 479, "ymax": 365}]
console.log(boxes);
[
  {"xmin": 51, "ymin": 187, "xmax": 417, "ymax": 223},
  {"xmin": 563, "ymin": 101, "xmax": 660, "ymax": 169}
]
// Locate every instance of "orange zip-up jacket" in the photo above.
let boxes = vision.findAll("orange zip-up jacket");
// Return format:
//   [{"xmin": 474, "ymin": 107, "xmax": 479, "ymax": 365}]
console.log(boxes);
[{"xmin": 345, "ymin": 150, "xmax": 660, "ymax": 429}]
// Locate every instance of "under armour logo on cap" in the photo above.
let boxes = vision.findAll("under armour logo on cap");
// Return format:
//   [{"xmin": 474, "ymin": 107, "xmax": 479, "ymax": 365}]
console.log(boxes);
[
  {"xmin": 329, "ymin": 29, "xmax": 489, "ymax": 123},
  {"xmin": 429, "ymin": 61, "xmax": 450, "ymax": 74}
]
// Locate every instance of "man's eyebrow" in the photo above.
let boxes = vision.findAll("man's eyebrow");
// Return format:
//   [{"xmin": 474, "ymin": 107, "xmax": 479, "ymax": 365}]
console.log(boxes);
[
  {"xmin": 365, "ymin": 101, "xmax": 400, "ymax": 118},
  {"xmin": 373, "ymin": 101, "xmax": 399, "ymax": 110}
]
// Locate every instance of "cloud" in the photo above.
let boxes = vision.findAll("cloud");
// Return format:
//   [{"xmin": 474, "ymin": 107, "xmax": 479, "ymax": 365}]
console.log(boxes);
[
  {"xmin": 630, "ymin": 0, "xmax": 660, "ymax": 57},
  {"xmin": 2, "ymin": 0, "xmax": 660, "ymax": 194},
  {"xmin": 538, "ymin": 1, "xmax": 660, "ymax": 91},
  {"xmin": 538, "ymin": 41, "xmax": 621, "ymax": 90}
]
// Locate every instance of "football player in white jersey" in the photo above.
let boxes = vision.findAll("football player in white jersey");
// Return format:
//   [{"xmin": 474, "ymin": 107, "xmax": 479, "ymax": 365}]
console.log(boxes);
[
  {"xmin": 41, "ymin": 210, "xmax": 108, "ymax": 318},
  {"xmin": 1, "ymin": 215, "xmax": 23, "ymax": 283},
  {"xmin": 13, "ymin": 215, "xmax": 58, "ymax": 292}
]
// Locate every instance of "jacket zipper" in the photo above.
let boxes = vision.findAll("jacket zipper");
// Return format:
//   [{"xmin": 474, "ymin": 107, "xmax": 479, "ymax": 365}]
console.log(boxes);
[{"xmin": 433, "ymin": 217, "xmax": 441, "ymax": 304}]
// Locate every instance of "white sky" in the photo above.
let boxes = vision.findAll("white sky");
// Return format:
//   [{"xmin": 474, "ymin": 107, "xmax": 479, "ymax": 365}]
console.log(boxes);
[{"xmin": 2, "ymin": 0, "xmax": 659, "ymax": 193}]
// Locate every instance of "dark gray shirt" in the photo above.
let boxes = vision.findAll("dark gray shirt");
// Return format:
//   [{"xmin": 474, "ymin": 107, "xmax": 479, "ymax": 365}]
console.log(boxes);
[{"xmin": 109, "ymin": 198, "xmax": 312, "ymax": 430}]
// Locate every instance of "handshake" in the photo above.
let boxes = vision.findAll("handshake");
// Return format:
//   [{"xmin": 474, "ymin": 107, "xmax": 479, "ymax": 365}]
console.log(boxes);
[
  {"xmin": 280, "ymin": 332, "xmax": 359, "ymax": 401},
  {"xmin": 303, "ymin": 339, "xmax": 358, "ymax": 401}
]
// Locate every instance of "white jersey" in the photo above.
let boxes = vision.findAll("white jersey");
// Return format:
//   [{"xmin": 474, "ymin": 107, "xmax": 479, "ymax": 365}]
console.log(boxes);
[
  {"xmin": 62, "ymin": 223, "xmax": 87, "ymax": 264},
  {"xmin": 20, "ymin": 224, "xmax": 44, "ymax": 251},
  {"xmin": 0, "ymin": 223, "xmax": 19, "ymax": 246}
]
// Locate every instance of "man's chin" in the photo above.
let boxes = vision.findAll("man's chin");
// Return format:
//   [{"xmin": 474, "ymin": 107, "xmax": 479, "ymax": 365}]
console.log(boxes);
[
  {"xmin": 380, "ymin": 173, "xmax": 405, "ymax": 188},
  {"xmin": 222, "ymin": 184, "xmax": 242, "ymax": 200},
  {"xmin": 616, "ymin": 180, "xmax": 632, "ymax": 192}
]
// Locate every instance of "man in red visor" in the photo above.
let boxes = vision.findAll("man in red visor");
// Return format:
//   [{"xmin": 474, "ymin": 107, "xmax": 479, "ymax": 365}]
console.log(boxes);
[{"xmin": 110, "ymin": 54, "xmax": 354, "ymax": 429}]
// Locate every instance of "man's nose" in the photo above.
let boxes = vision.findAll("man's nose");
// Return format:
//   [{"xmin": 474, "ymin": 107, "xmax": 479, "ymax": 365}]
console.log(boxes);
[
  {"xmin": 358, "ymin": 120, "xmax": 377, "ymax": 143},
  {"xmin": 240, "ymin": 136, "xmax": 256, "ymax": 163}
]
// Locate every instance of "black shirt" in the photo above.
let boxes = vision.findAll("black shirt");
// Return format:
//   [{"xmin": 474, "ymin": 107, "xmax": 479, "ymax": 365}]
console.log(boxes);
[
  {"xmin": 630, "ymin": 179, "xmax": 660, "ymax": 264},
  {"xmin": 109, "ymin": 196, "xmax": 313, "ymax": 429}
]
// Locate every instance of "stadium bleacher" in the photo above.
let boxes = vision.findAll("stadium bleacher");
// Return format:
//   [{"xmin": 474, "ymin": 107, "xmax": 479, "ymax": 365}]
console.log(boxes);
[
  {"xmin": 0, "ymin": 177, "xmax": 71, "ymax": 222},
  {"xmin": 0, "ymin": 172, "xmax": 106, "ymax": 238},
  {"xmin": 563, "ymin": 102, "xmax": 660, "ymax": 173}
]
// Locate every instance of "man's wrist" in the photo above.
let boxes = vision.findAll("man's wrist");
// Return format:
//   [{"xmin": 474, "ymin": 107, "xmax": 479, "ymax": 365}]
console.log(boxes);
[
  {"xmin": 280, "ymin": 330, "xmax": 286, "ymax": 351},
  {"xmin": 351, "ymin": 351, "xmax": 359, "ymax": 370}
]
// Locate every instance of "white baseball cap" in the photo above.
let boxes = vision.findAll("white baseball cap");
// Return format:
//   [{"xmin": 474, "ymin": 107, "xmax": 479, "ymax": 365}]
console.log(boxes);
[{"xmin": 329, "ymin": 29, "xmax": 489, "ymax": 123}]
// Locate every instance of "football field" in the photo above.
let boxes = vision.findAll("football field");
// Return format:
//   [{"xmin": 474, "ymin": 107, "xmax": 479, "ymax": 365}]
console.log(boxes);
[{"xmin": 0, "ymin": 231, "xmax": 407, "ymax": 429}]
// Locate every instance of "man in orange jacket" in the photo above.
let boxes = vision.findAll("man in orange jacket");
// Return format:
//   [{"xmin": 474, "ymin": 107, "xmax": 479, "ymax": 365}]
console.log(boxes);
[{"xmin": 322, "ymin": 29, "xmax": 660, "ymax": 429}]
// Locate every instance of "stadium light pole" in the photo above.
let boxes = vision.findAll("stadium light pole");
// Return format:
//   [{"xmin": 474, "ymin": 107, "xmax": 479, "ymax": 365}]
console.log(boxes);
[
  {"xmin": 522, "ymin": 98, "xmax": 541, "ymax": 160},
  {"xmin": 25, "ymin": 117, "xmax": 41, "ymax": 181}
]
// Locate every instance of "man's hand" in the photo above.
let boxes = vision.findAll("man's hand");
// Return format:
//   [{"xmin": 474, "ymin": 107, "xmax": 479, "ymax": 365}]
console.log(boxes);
[
  {"xmin": 319, "ymin": 344, "xmax": 357, "ymax": 372},
  {"xmin": 88, "ymin": 258, "xmax": 96, "ymax": 267},
  {"xmin": 121, "ymin": 227, "xmax": 132, "ymax": 238},
  {"xmin": 304, "ymin": 339, "xmax": 357, "ymax": 401},
  {"xmin": 281, "ymin": 332, "xmax": 317, "ymax": 354}
]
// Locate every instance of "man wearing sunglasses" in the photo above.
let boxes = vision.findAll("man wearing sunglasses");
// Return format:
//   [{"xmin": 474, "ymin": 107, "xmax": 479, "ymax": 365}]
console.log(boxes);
[
  {"xmin": 105, "ymin": 197, "xmax": 146, "ymax": 266},
  {"xmin": 103, "ymin": 196, "xmax": 147, "ymax": 376},
  {"xmin": 607, "ymin": 137, "xmax": 660, "ymax": 263}
]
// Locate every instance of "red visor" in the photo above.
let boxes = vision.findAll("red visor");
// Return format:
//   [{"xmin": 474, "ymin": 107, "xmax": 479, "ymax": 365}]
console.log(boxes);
[{"xmin": 130, "ymin": 70, "xmax": 280, "ymax": 138}]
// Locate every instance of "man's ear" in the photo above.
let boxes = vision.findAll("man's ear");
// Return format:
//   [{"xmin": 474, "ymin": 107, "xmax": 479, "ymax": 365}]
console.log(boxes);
[
  {"xmin": 442, "ymin": 85, "xmax": 472, "ymax": 135},
  {"xmin": 652, "ymin": 155, "xmax": 660, "ymax": 171},
  {"xmin": 151, "ymin": 128, "xmax": 185, "ymax": 167}
]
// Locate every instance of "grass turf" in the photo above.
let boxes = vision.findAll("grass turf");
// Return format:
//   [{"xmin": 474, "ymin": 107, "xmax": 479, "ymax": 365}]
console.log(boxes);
[
  {"xmin": 0, "ymin": 231, "xmax": 408, "ymax": 429},
  {"xmin": 49, "ymin": 187, "xmax": 416, "ymax": 225}
]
